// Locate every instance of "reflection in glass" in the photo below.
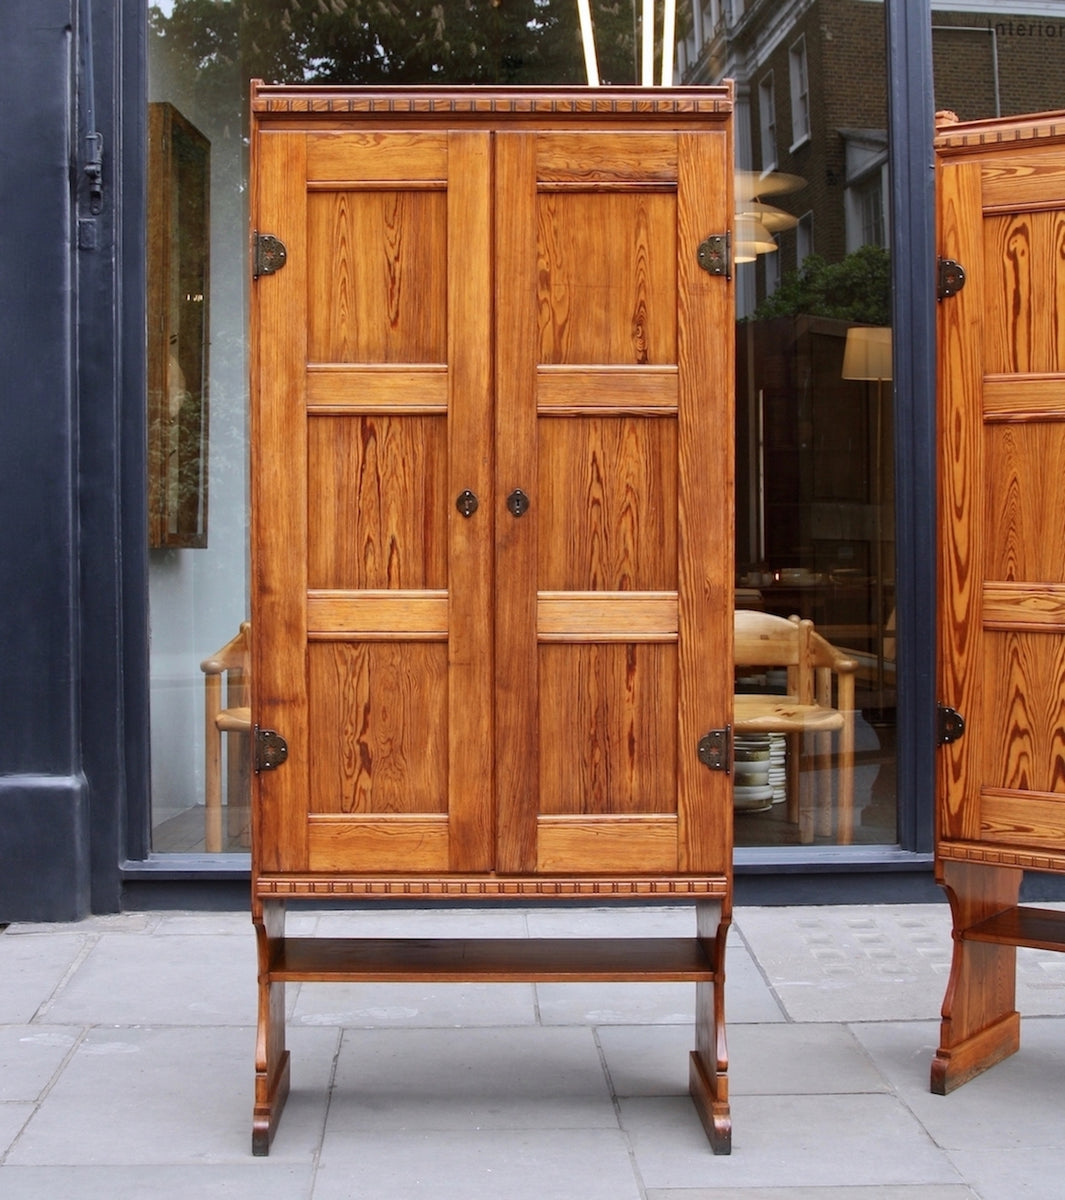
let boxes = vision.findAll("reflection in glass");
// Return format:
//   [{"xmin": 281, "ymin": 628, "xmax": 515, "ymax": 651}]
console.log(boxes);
[
  {"xmin": 146, "ymin": 2, "xmax": 668, "ymax": 853},
  {"xmin": 933, "ymin": 9, "xmax": 1065, "ymax": 122},
  {"xmin": 683, "ymin": 1, "xmax": 897, "ymax": 847}
]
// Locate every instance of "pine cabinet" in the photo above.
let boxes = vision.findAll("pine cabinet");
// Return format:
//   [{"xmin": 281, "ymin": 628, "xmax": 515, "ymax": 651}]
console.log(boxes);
[
  {"xmin": 249, "ymin": 82, "xmax": 735, "ymax": 1154},
  {"xmin": 934, "ymin": 107, "xmax": 1065, "ymax": 1093}
]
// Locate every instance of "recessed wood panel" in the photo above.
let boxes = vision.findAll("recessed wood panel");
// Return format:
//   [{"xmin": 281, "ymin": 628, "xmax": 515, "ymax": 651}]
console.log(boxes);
[
  {"xmin": 307, "ymin": 189, "xmax": 447, "ymax": 363},
  {"xmin": 306, "ymin": 131, "xmax": 448, "ymax": 183},
  {"xmin": 982, "ymin": 210, "xmax": 1065, "ymax": 375},
  {"xmin": 307, "ymin": 642, "xmax": 448, "ymax": 815},
  {"xmin": 307, "ymin": 415, "xmax": 448, "ymax": 590},
  {"xmin": 981, "ymin": 146, "xmax": 1065, "ymax": 210},
  {"xmin": 536, "ymin": 192, "xmax": 677, "ymax": 365},
  {"xmin": 538, "ymin": 642, "xmax": 677, "ymax": 816},
  {"xmin": 537, "ymin": 416, "xmax": 677, "ymax": 591},
  {"xmin": 983, "ymin": 582, "xmax": 1065, "ymax": 631},
  {"xmin": 536, "ymin": 816, "xmax": 679, "ymax": 873},
  {"xmin": 306, "ymin": 365, "xmax": 448, "ymax": 412},
  {"xmin": 308, "ymin": 816, "xmax": 450, "ymax": 872},
  {"xmin": 979, "ymin": 790, "xmax": 1065, "ymax": 852},
  {"xmin": 985, "ymin": 423, "xmax": 1065, "ymax": 582},
  {"xmin": 536, "ymin": 365, "xmax": 679, "ymax": 414},
  {"xmin": 537, "ymin": 592, "xmax": 678, "ymax": 641},
  {"xmin": 535, "ymin": 133, "xmax": 678, "ymax": 185},
  {"xmin": 982, "ymin": 629, "xmax": 1065, "ymax": 794}
]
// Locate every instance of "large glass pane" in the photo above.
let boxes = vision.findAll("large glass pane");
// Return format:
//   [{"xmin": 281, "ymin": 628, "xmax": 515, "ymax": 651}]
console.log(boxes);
[
  {"xmin": 145, "ymin": 2, "xmax": 657, "ymax": 854},
  {"xmin": 682, "ymin": 1, "xmax": 897, "ymax": 847}
]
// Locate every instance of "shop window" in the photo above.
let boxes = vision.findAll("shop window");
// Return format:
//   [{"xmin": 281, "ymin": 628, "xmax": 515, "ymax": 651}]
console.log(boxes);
[{"xmin": 144, "ymin": 1, "xmax": 692, "ymax": 855}]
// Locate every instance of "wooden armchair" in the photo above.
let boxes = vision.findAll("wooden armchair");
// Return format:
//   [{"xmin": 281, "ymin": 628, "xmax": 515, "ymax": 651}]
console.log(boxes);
[
  {"xmin": 200, "ymin": 621, "xmax": 251, "ymax": 853},
  {"xmin": 733, "ymin": 610, "xmax": 858, "ymax": 843}
]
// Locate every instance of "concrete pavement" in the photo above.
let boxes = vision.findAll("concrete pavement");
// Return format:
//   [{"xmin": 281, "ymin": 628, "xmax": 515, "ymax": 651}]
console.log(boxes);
[{"xmin": 2, "ymin": 901, "xmax": 1065, "ymax": 1198}]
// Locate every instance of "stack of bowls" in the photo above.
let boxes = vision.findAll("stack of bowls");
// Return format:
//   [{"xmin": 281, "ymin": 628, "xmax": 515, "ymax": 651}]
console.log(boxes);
[
  {"xmin": 733, "ymin": 733, "xmax": 774, "ymax": 811},
  {"xmin": 768, "ymin": 732, "xmax": 787, "ymax": 804}
]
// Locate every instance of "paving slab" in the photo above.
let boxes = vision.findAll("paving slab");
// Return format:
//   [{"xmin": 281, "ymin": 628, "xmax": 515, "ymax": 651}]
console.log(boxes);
[
  {"xmin": 313, "ymin": 1127, "xmax": 643, "ymax": 1200},
  {"xmin": 292, "ymin": 979, "xmax": 538, "ymax": 1028},
  {"xmin": 38, "ymin": 932, "xmax": 258, "ymax": 1027},
  {"xmin": 536, "ymin": 979, "xmax": 696, "ymax": 1025},
  {"xmin": 851, "ymin": 1017, "xmax": 1065, "ymax": 1151},
  {"xmin": 597, "ymin": 1021, "xmax": 888, "ymax": 1098},
  {"xmin": 6, "ymin": 913, "xmax": 159, "ymax": 935},
  {"xmin": 734, "ymin": 904, "xmax": 954, "ymax": 1022},
  {"xmin": 621, "ymin": 1095, "xmax": 963, "ymax": 1190},
  {"xmin": 0, "ymin": 1025, "xmax": 80, "ymax": 1102},
  {"xmin": 0, "ymin": 1163, "xmax": 314, "ymax": 1200},
  {"xmin": 646, "ymin": 1189, "xmax": 979, "ymax": 1199},
  {"xmin": 524, "ymin": 903, "xmax": 697, "ymax": 938},
  {"xmin": 944, "ymin": 1145, "xmax": 1065, "ymax": 1200},
  {"xmin": 327, "ymin": 1025, "xmax": 616, "ymax": 1131},
  {"xmin": 310, "ymin": 906, "xmax": 531, "ymax": 939},
  {"xmin": 719, "ymin": 937, "xmax": 789, "ymax": 1024},
  {"xmin": 0, "ymin": 933, "xmax": 91, "ymax": 1023},
  {"xmin": 5, "ymin": 1025, "xmax": 335, "ymax": 1166},
  {"xmin": 0, "ymin": 1103, "xmax": 34, "ymax": 1159}
]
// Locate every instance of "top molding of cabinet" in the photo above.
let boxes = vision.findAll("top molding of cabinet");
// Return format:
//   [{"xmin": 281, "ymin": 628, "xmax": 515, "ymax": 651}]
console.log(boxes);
[
  {"xmin": 250, "ymin": 80, "xmax": 734, "ymax": 125},
  {"xmin": 935, "ymin": 106, "xmax": 1065, "ymax": 154}
]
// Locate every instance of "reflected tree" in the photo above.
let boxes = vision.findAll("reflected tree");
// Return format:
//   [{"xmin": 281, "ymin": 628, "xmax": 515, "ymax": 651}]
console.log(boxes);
[
  {"xmin": 750, "ymin": 245, "xmax": 892, "ymax": 326},
  {"xmin": 148, "ymin": 1, "xmax": 689, "ymax": 89}
]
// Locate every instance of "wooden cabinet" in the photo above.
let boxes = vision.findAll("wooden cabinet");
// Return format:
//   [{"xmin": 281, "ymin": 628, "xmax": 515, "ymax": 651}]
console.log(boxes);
[
  {"xmin": 934, "ymin": 108, "xmax": 1065, "ymax": 1093},
  {"xmin": 249, "ymin": 83, "xmax": 735, "ymax": 1154}
]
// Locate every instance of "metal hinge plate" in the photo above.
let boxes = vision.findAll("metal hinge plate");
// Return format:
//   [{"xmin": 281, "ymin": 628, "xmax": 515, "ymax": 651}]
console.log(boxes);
[
  {"xmin": 937, "ymin": 257, "xmax": 966, "ymax": 300},
  {"xmin": 254, "ymin": 727, "xmax": 289, "ymax": 772},
  {"xmin": 937, "ymin": 704, "xmax": 966, "ymax": 746},
  {"xmin": 697, "ymin": 233, "xmax": 731, "ymax": 280},
  {"xmin": 697, "ymin": 727, "xmax": 732, "ymax": 774},
  {"xmin": 253, "ymin": 232, "xmax": 287, "ymax": 279}
]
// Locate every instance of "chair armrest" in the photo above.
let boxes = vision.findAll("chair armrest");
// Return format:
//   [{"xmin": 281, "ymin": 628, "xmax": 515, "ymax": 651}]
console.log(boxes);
[{"xmin": 200, "ymin": 621, "xmax": 250, "ymax": 675}]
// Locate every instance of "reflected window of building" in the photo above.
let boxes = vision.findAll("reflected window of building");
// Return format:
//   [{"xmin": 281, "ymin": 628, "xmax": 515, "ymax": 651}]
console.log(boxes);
[
  {"xmin": 759, "ymin": 71, "xmax": 778, "ymax": 171},
  {"xmin": 789, "ymin": 35, "xmax": 811, "ymax": 148},
  {"xmin": 763, "ymin": 241, "xmax": 780, "ymax": 298},
  {"xmin": 843, "ymin": 130, "xmax": 889, "ymax": 252},
  {"xmin": 796, "ymin": 211, "xmax": 814, "ymax": 266}
]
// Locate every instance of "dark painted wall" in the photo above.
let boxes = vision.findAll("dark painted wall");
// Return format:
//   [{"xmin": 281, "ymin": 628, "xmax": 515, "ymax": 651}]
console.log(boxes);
[
  {"xmin": 0, "ymin": 0, "xmax": 147, "ymax": 920},
  {"xmin": 0, "ymin": 3, "xmax": 91, "ymax": 920}
]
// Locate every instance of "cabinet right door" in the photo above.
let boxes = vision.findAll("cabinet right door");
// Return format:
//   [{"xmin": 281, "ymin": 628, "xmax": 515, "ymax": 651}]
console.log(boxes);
[
  {"xmin": 937, "ymin": 112, "xmax": 1065, "ymax": 864},
  {"xmin": 493, "ymin": 126, "xmax": 734, "ymax": 878}
]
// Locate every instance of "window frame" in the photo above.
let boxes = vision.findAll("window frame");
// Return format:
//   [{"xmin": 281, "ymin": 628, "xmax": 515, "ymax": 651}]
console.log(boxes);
[{"xmin": 114, "ymin": 0, "xmax": 940, "ymax": 895}]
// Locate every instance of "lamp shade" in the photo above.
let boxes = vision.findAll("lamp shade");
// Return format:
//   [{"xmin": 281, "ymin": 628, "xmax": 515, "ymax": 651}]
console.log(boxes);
[
  {"xmin": 733, "ymin": 216, "xmax": 778, "ymax": 263},
  {"xmin": 735, "ymin": 199, "xmax": 799, "ymax": 233},
  {"xmin": 841, "ymin": 325, "xmax": 892, "ymax": 381}
]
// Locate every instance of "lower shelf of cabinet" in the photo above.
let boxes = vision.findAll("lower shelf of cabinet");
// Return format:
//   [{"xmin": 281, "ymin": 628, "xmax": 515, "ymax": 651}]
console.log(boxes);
[
  {"xmin": 963, "ymin": 905, "xmax": 1065, "ymax": 952},
  {"xmin": 265, "ymin": 936, "xmax": 717, "ymax": 983}
]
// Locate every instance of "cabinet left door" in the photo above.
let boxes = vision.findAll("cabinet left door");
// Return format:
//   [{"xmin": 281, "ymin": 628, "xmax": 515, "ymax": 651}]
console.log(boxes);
[{"xmin": 250, "ymin": 128, "xmax": 496, "ymax": 877}]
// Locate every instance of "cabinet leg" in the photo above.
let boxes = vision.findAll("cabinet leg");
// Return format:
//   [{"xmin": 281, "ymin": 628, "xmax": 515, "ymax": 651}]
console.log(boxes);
[
  {"xmin": 252, "ymin": 899, "xmax": 290, "ymax": 1155},
  {"xmin": 931, "ymin": 860, "xmax": 1021, "ymax": 1095},
  {"xmin": 689, "ymin": 900, "xmax": 731, "ymax": 1154}
]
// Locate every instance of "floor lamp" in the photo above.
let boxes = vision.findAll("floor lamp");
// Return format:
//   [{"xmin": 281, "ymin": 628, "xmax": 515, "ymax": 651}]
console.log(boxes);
[{"xmin": 841, "ymin": 325, "xmax": 893, "ymax": 716}]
